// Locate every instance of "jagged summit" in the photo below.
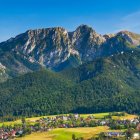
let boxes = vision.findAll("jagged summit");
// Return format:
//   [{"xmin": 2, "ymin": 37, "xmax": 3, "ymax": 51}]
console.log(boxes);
[
  {"xmin": 115, "ymin": 30, "xmax": 140, "ymax": 46},
  {"xmin": 0, "ymin": 25, "xmax": 140, "ymax": 82},
  {"xmin": 75, "ymin": 24, "xmax": 95, "ymax": 31},
  {"xmin": 103, "ymin": 34, "xmax": 115, "ymax": 39}
]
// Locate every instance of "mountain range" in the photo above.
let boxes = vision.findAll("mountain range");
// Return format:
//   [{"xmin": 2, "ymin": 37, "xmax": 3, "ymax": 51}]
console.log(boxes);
[{"xmin": 0, "ymin": 25, "xmax": 140, "ymax": 118}]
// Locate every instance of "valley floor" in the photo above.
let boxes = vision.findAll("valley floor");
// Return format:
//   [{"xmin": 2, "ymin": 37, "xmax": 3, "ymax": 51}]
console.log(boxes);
[{"xmin": 0, "ymin": 112, "xmax": 138, "ymax": 140}]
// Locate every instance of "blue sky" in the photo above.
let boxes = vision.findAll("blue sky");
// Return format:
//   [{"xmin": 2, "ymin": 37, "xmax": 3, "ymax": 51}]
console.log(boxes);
[{"xmin": 0, "ymin": 0, "xmax": 140, "ymax": 42}]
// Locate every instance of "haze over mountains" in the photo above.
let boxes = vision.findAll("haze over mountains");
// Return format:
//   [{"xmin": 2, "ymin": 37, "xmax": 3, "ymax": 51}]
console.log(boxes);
[{"xmin": 0, "ymin": 25, "xmax": 140, "ymax": 117}]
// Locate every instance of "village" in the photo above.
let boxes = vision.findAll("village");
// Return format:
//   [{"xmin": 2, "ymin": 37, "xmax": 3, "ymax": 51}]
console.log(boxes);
[{"xmin": 0, "ymin": 112, "xmax": 140, "ymax": 140}]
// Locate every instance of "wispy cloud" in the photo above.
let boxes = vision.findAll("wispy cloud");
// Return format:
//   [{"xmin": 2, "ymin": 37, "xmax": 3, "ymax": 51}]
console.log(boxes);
[{"xmin": 116, "ymin": 11, "xmax": 140, "ymax": 33}]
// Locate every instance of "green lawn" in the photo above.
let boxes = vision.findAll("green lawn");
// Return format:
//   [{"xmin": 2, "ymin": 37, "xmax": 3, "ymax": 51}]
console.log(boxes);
[
  {"xmin": 81, "ymin": 112, "xmax": 110, "ymax": 119},
  {"xmin": 16, "ymin": 126, "xmax": 109, "ymax": 140},
  {"xmin": 0, "ymin": 120, "xmax": 22, "ymax": 127}
]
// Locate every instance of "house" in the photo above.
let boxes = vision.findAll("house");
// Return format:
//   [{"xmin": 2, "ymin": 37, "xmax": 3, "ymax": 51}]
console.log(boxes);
[
  {"xmin": 3, "ymin": 132, "xmax": 8, "ymax": 140},
  {"xmin": 130, "ymin": 119, "xmax": 139, "ymax": 125},
  {"xmin": 16, "ymin": 130, "xmax": 23, "ymax": 136},
  {"xmin": 104, "ymin": 132, "xmax": 125, "ymax": 137},
  {"xmin": 74, "ymin": 114, "xmax": 79, "ymax": 119},
  {"xmin": 100, "ymin": 120, "xmax": 107, "ymax": 125},
  {"xmin": 62, "ymin": 116, "xmax": 68, "ymax": 121},
  {"xmin": 11, "ymin": 130, "xmax": 16, "ymax": 137},
  {"xmin": 133, "ymin": 133, "xmax": 140, "ymax": 139},
  {"xmin": 136, "ymin": 123, "xmax": 140, "ymax": 131},
  {"xmin": 0, "ymin": 134, "xmax": 3, "ymax": 139}
]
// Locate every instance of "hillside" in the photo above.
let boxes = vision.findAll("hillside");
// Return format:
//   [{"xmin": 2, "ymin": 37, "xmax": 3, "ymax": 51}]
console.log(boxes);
[{"xmin": 0, "ymin": 50, "xmax": 140, "ymax": 118}]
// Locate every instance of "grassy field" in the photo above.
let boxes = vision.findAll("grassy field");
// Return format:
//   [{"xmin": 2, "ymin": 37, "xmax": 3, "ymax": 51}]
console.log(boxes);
[
  {"xmin": 16, "ymin": 126, "xmax": 110, "ymax": 140},
  {"xmin": 81, "ymin": 112, "xmax": 109, "ymax": 119},
  {"xmin": 25, "ymin": 112, "xmax": 137, "ymax": 121},
  {"xmin": 0, "ymin": 120, "xmax": 22, "ymax": 127},
  {"xmin": 112, "ymin": 114, "xmax": 137, "ymax": 120}
]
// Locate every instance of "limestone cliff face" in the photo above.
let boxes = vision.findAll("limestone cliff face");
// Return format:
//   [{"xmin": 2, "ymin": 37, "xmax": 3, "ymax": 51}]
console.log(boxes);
[
  {"xmin": 102, "ymin": 31, "xmax": 140, "ymax": 56},
  {"xmin": 10, "ymin": 27, "xmax": 71, "ymax": 68},
  {"xmin": 70, "ymin": 25, "xmax": 106, "ymax": 62},
  {"xmin": 0, "ymin": 25, "xmax": 140, "ymax": 81},
  {"xmin": 14, "ymin": 25, "xmax": 106, "ymax": 67}
]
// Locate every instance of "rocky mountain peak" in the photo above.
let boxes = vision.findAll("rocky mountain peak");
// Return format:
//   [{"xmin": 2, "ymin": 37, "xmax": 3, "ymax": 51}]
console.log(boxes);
[
  {"xmin": 116, "ymin": 31, "xmax": 140, "ymax": 46},
  {"xmin": 103, "ymin": 34, "xmax": 115, "ymax": 40},
  {"xmin": 75, "ymin": 24, "xmax": 95, "ymax": 32},
  {"xmin": 71, "ymin": 24, "xmax": 105, "ymax": 61},
  {"xmin": 18, "ymin": 27, "xmax": 71, "ymax": 67},
  {"xmin": 0, "ymin": 25, "xmax": 140, "ymax": 81}
]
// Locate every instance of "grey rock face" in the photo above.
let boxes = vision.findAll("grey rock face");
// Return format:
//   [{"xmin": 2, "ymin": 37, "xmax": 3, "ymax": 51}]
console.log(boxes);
[
  {"xmin": 13, "ymin": 28, "xmax": 71, "ymax": 68},
  {"xmin": 70, "ymin": 25, "xmax": 106, "ymax": 62},
  {"xmin": 0, "ymin": 25, "xmax": 140, "ymax": 81}
]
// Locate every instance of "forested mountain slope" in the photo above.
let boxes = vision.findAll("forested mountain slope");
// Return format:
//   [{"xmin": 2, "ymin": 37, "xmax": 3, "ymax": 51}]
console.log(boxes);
[{"xmin": 0, "ymin": 50, "xmax": 140, "ymax": 118}]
